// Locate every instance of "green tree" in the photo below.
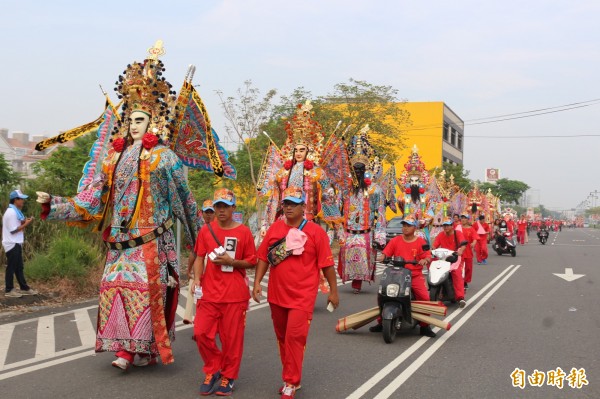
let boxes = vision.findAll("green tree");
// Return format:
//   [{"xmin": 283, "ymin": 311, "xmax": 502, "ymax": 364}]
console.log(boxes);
[
  {"xmin": 480, "ymin": 178, "xmax": 530, "ymax": 205},
  {"xmin": 0, "ymin": 153, "xmax": 20, "ymax": 189},
  {"xmin": 430, "ymin": 162, "xmax": 472, "ymax": 192},
  {"xmin": 30, "ymin": 134, "xmax": 97, "ymax": 196},
  {"xmin": 268, "ymin": 79, "xmax": 411, "ymax": 163},
  {"xmin": 317, "ymin": 79, "xmax": 410, "ymax": 163}
]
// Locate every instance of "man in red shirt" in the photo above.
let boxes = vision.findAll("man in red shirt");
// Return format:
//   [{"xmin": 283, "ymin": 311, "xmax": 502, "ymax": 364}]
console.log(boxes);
[
  {"xmin": 459, "ymin": 214, "xmax": 476, "ymax": 289},
  {"xmin": 192, "ymin": 188, "xmax": 258, "ymax": 396},
  {"xmin": 433, "ymin": 218, "xmax": 467, "ymax": 307},
  {"xmin": 369, "ymin": 216, "xmax": 436, "ymax": 338},
  {"xmin": 253, "ymin": 187, "xmax": 339, "ymax": 399},
  {"xmin": 516, "ymin": 214, "xmax": 528, "ymax": 245},
  {"xmin": 473, "ymin": 215, "xmax": 490, "ymax": 265}
]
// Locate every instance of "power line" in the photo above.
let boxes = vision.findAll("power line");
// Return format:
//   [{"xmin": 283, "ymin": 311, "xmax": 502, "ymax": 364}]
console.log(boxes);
[
  {"xmin": 465, "ymin": 98, "xmax": 600, "ymax": 121},
  {"xmin": 402, "ymin": 98, "xmax": 600, "ymax": 132}
]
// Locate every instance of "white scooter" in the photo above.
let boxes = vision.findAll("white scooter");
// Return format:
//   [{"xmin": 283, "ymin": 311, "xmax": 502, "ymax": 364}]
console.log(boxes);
[{"xmin": 427, "ymin": 248, "xmax": 461, "ymax": 303}]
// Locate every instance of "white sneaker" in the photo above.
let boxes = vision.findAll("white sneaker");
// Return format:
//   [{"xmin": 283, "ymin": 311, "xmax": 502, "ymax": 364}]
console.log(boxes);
[
  {"xmin": 279, "ymin": 382, "xmax": 301, "ymax": 393},
  {"xmin": 111, "ymin": 357, "xmax": 130, "ymax": 370},
  {"xmin": 5, "ymin": 290, "xmax": 22, "ymax": 298},
  {"xmin": 20, "ymin": 289, "xmax": 38, "ymax": 296},
  {"xmin": 459, "ymin": 299, "xmax": 466, "ymax": 308}
]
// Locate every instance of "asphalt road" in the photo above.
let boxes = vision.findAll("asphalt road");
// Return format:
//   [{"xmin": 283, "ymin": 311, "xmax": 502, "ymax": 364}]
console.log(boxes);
[{"xmin": 1, "ymin": 228, "xmax": 598, "ymax": 398}]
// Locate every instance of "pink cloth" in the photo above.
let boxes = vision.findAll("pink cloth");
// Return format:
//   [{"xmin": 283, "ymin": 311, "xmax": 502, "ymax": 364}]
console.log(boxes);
[{"xmin": 285, "ymin": 228, "xmax": 307, "ymax": 255}]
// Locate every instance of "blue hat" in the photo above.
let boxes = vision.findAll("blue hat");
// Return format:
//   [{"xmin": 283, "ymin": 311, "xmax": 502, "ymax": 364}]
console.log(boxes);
[
  {"xmin": 401, "ymin": 216, "xmax": 418, "ymax": 226},
  {"xmin": 9, "ymin": 190, "xmax": 28, "ymax": 200},
  {"xmin": 213, "ymin": 188, "xmax": 236, "ymax": 206},
  {"xmin": 442, "ymin": 217, "xmax": 453, "ymax": 225},
  {"xmin": 201, "ymin": 199, "xmax": 214, "ymax": 212},
  {"xmin": 282, "ymin": 187, "xmax": 306, "ymax": 204}
]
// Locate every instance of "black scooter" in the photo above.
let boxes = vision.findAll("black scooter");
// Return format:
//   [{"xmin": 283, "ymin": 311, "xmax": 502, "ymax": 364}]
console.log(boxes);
[
  {"xmin": 537, "ymin": 229, "xmax": 549, "ymax": 245},
  {"xmin": 493, "ymin": 229, "xmax": 516, "ymax": 257},
  {"xmin": 376, "ymin": 256, "xmax": 418, "ymax": 343}
]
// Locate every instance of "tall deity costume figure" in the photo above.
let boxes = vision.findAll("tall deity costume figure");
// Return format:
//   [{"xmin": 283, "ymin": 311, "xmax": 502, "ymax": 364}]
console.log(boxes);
[
  {"xmin": 338, "ymin": 126, "xmax": 387, "ymax": 293},
  {"xmin": 259, "ymin": 101, "xmax": 346, "ymax": 293},
  {"xmin": 37, "ymin": 43, "xmax": 201, "ymax": 367},
  {"xmin": 260, "ymin": 101, "xmax": 342, "ymax": 230},
  {"xmin": 397, "ymin": 145, "xmax": 436, "ymax": 245}
]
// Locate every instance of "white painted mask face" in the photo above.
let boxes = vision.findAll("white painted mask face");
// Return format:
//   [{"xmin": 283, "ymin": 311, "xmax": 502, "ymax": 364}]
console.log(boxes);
[
  {"xmin": 410, "ymin": 176, "xmax": 420, "ymax": 187},
  {"xmin": 294, "ymin": 145, "xmax": 308, "ymax": 162},
  {"xmin": 129, "ymin": 111, "xmax": 151, "ymax": 142}
]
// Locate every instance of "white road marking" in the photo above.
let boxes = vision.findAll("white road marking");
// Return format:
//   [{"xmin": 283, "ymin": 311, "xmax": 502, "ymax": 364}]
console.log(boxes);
[
  {"xmin": 372, "ymin": 265, "xmax": 521, "ymax": 399},
  {"xmin": 73, "ymin": 309, "xmax": 96, "ymax": 348},
  {"xmin": 347, "ymin": 264, "xmax": 518, "ymax": 399},
  {"xmin": 35, "ymin": 316, "xmax": 55, "ymax": 358},
  {"xmin": 0, "ymin": 265, "xmax": 385, "ymax": 380}
]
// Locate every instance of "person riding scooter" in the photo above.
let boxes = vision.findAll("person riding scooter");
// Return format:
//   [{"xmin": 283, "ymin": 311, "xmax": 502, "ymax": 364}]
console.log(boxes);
[
  {"xmin": 495, "ymin": 220, "xmax": 510, "ymax": 249},
  {"xmin": 369, "ymin": 216, "xmax": 436, "ymax": 338}
]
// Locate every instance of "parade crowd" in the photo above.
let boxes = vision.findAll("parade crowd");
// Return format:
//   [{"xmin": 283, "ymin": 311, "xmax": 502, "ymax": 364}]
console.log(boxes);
[{"xmin": 1, "ymin": 42, "xmax": 577, "ymax": 398}]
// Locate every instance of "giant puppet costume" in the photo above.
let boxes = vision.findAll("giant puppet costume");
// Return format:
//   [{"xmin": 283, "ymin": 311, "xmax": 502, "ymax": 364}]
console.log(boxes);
[
  {"xmin": 257, "ymin": 101, "xmax": 350, "ymax": 292},
  {"xmin": 259, "ymin": 101, "xmax": 345, "ymax": 232},
  {"xmin": 36, "ymin": 42, "xmax": 235, "ymax": 368},
  {"xmin": 397, "ymin": 145, "xmax": 436, "ymax": 245},
  {"xmin": 338, "ymin": 126, "xmax": 387, "ymax": 293}
]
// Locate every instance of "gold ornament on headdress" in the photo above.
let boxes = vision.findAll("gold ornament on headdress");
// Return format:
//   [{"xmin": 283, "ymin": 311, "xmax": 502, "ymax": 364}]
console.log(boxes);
[
  {"xmin": 114, "ymin": 40, "xmax": 178, "ymax": 141},
  {"xmin": 399, "ymin": 144, "xmax": 430, "ymax": 185},
  {"xmin": 348, "ymin": 124, "xmax": 374, "ymax": 166},
  {"xmin": 281, "ymin": 100, "xmax": 324, "ymax": 161}
]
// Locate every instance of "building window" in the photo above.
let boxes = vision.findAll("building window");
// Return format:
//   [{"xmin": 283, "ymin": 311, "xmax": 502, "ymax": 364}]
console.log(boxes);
[
  {"xmin": 457, "ymin": 133, "xmax": 463, "ymax": 150},
  {"xmin": 451, "ymin": 128, "xmax": 456, "ymax": 146},
  {"xmin": 443, "ymin": 123, "xmax": 449, "ymax": 141}
]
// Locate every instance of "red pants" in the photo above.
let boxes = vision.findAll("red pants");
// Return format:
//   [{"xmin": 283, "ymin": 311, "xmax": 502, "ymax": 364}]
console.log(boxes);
[
  {"xmin": 450, "ymin": 262, "xmax": 465, "ymax": 300},
  {"xmin": 475, "ymin": 237, "xmax": 488, "ymax": 263},
  {"xmin": 517, "ymin": 230, "xmax": 526, "ymax": 245},
  {"xmin": 194, "ymin": 300, "xmax": 247, "ymax": 380},
  {"xmin": 463, "ymin": 257, "xmax": 473, "ymax": 283},
  {"xmin": 269, "ymin": 303, "xmax": 312, "ymax": 386}
]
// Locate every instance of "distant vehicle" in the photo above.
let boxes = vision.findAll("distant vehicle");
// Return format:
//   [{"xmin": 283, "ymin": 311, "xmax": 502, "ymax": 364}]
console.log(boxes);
[
  {"xmin": 583, "ymin": 223, "xmax": 589, "ymax": 228},
  {"xmin": 385, "ymin": 217, "xmax": 404, "ymax": 244}
]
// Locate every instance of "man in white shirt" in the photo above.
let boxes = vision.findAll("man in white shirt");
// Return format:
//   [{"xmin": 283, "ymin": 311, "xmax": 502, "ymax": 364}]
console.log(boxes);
[{"xmin": 2, "ymin": 189, "xmax": 37, "ymax": 298}]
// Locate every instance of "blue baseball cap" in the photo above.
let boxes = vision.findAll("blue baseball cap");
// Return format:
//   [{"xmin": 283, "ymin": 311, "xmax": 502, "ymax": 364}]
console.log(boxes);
[
  {"xmin": 401, "ymin": 216, "xmax": 418, "ymax": 226},
  {"xmin": 213, "ymin": 188, "xmax": 236, "ymax": 206},
  {"xmin": 9, "ymin": 189, "xmax": 28, "ymax": 200},
  {"xmin": 282, "ymin": 187, "xmax": 306, "ymax": 204}
]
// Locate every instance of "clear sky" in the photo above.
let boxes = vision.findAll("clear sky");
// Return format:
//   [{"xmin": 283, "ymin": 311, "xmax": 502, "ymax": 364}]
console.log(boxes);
[{"xmin": 1, "ymin": 0, "xmax": 599, "ymax": 211}]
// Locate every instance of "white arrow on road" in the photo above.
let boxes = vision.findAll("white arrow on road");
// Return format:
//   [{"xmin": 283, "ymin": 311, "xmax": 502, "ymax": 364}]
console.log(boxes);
[{"xmin": 553, "ymin": 268, "xmax": 585, "ymax": 282}]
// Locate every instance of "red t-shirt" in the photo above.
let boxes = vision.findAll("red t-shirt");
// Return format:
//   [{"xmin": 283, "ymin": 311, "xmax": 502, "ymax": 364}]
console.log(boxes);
[
  {"xmin": 460, "ymin": 226, "xmax": 476, "ymax": 259},
  {"xmin": 517, "ymin": 220, "xmax": 527, "ymax": 232},
  {"xmin": 257, "ymin": 219, "xmax": 334, "ymax": 314},
  {"xmin": 382, "ymin": 236, "xmax": 431, "ymax": 275},
  {"xmin": 195, "ymin": 222, "xmax": 257, "ymax": 303},
  {"xmin": 433, "ymin": 230, "xmax": 466, "ymax": 251}
]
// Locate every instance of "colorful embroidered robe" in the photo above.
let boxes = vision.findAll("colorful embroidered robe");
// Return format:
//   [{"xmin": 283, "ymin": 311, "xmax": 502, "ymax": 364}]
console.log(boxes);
[
  {"xmin": 338, "ymin": 184, "xmax": 386, "ymax": 282},
  {"xmin": 44, "ymin": 143, "xmax": 200, "ymax": 364}
]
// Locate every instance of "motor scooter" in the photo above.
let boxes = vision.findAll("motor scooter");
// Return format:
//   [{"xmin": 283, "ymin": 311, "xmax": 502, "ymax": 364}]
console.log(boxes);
[
  {"xmin": 537, "ymin": 229, "xmax": 549, "ymax": 245},
  {"xmin": 427, "ymin": 248, "xmax": 461, "ymax": 302},
  {"xmin": 492, "ymin": 229, "xmax": 516, "ymax": 257},
  {"xmin": 376, "ymin": 256, "xmax": 418, "ymax": 343}
]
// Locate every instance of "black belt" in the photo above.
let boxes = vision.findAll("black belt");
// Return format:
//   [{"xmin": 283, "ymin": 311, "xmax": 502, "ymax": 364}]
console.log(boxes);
[
  {"xmin": 346, "ymin": 228, "xmax": 371, "ymax": 234},
  {"xmin": 105, "ymin": 218, "xmax": 174, "ymax": 250}
]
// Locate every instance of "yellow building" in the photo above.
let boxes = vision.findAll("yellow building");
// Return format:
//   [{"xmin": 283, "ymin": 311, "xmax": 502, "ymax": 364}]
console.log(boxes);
[
  {"xmin": 391, "ymin": 101, "xmax": 464, "ymax": 168},
  {"xmin": 384, "ymin": 101, "xmax": 464, "ymax": 220}
]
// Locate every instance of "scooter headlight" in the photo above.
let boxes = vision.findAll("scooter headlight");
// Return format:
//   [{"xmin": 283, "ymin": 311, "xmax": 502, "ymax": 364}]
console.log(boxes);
[{"xmin": 386, "ymin": 284, "xmax": 400, "ymax": 297}]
